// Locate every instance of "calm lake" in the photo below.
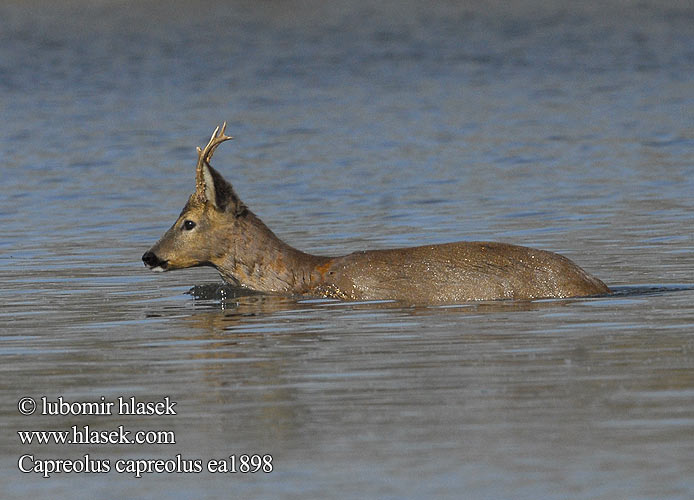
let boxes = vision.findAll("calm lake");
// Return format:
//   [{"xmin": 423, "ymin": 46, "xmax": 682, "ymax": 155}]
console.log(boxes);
[{"xmin": 1, "ymin": 1, "xmax": 693, "ymax": 498}]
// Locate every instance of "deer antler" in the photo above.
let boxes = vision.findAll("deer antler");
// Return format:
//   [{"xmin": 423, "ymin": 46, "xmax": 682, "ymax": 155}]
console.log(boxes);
[{"xmin": 195, "ymin": 122, "xmax": 233, "ymax": 198}]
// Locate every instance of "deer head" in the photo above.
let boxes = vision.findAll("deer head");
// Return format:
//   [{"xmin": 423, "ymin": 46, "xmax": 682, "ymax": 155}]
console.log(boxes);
[{"xmin": 142, "ymin": 123, "xmax": 248, "ymax": 274}]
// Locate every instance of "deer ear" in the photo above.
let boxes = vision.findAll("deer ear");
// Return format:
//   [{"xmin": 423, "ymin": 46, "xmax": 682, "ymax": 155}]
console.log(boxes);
[
  {"xmin": 200, "ymin": 162, "xmax": 218, "ymax": 207},
  {"xmin": 200, "ymin": 163, "xmax": 247, "ymax": 215}
]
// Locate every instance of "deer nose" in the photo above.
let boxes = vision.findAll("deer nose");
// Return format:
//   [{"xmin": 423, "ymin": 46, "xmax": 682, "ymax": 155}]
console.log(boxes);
[{"xmin": 142, "ymin": 251, "xmax": 163, "ymax": 268}]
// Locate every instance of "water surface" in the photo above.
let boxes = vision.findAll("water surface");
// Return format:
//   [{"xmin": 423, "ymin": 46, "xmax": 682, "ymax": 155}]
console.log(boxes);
[{"xmin": 1, "ymin": 1, "xmax": 693, "ymax": 498}]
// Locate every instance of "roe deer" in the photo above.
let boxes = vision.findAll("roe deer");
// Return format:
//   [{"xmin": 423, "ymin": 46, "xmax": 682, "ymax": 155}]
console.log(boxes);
[{"xmin": 142, "ymin": 124, "xmax": 610, "ymax": 303}]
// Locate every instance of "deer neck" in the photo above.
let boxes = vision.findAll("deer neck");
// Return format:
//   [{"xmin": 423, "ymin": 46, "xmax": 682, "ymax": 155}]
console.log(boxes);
[{"xmin": 212, "ymin": 212, "xmax": 328, "ymax": 293}]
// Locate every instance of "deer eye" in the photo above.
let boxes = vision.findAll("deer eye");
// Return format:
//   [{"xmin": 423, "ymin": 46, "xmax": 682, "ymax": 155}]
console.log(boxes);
[{"xmin": 182, "ymin": 220, "xmax": 197, "ymax": 231}]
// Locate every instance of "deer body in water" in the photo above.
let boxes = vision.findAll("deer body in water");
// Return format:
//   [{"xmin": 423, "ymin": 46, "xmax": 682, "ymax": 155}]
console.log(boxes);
[{"xmin": 142, "ymin": 124, "xmax": 610, "ymax": 303}]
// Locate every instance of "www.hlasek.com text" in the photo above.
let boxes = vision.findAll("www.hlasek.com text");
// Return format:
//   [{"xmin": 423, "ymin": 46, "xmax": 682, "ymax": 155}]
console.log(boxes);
[{"xmin": 18, "ymin": 425, "xmax": 175, "ymax": 445}]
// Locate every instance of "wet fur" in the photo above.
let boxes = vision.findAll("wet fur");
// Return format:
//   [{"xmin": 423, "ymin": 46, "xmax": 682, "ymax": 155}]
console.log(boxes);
[{"xmin": 143, "ymin": 127, "xmax": 609, "ymax": 304}]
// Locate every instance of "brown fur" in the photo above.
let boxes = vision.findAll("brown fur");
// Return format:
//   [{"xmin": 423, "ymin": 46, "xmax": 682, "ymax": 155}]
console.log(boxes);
[{"xmin": 143, "ymin": 125, "xmax": 610, "ymax": 304}]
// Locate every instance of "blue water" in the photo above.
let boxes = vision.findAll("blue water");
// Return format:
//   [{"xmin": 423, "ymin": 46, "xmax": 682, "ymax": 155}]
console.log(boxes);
[{"xmin": 1, "ymin": 1, "xmax": 693, "ymax": 498}]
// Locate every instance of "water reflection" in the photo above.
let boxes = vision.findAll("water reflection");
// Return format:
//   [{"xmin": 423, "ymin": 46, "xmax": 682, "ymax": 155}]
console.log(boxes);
[{"xmin": 182, "ymin": 283, "xmax": 694, "ymax": 332}]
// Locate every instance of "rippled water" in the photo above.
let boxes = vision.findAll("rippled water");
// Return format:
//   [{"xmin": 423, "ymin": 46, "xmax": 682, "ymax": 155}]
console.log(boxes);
[{"xmin": 1, "ymin": 1, "xmax": 693, "ymax": 498}]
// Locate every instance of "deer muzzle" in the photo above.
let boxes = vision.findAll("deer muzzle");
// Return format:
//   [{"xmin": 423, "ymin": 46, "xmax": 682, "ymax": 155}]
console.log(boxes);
[{"xmin": 142, "ymin": 251, "xmax": 168, "ymax": 271}]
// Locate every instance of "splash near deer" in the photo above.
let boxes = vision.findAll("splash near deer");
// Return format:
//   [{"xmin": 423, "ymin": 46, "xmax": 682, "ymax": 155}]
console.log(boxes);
[{"xmin": 142, "ymin": 123, "xmax": 609, "ymax": 303}]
